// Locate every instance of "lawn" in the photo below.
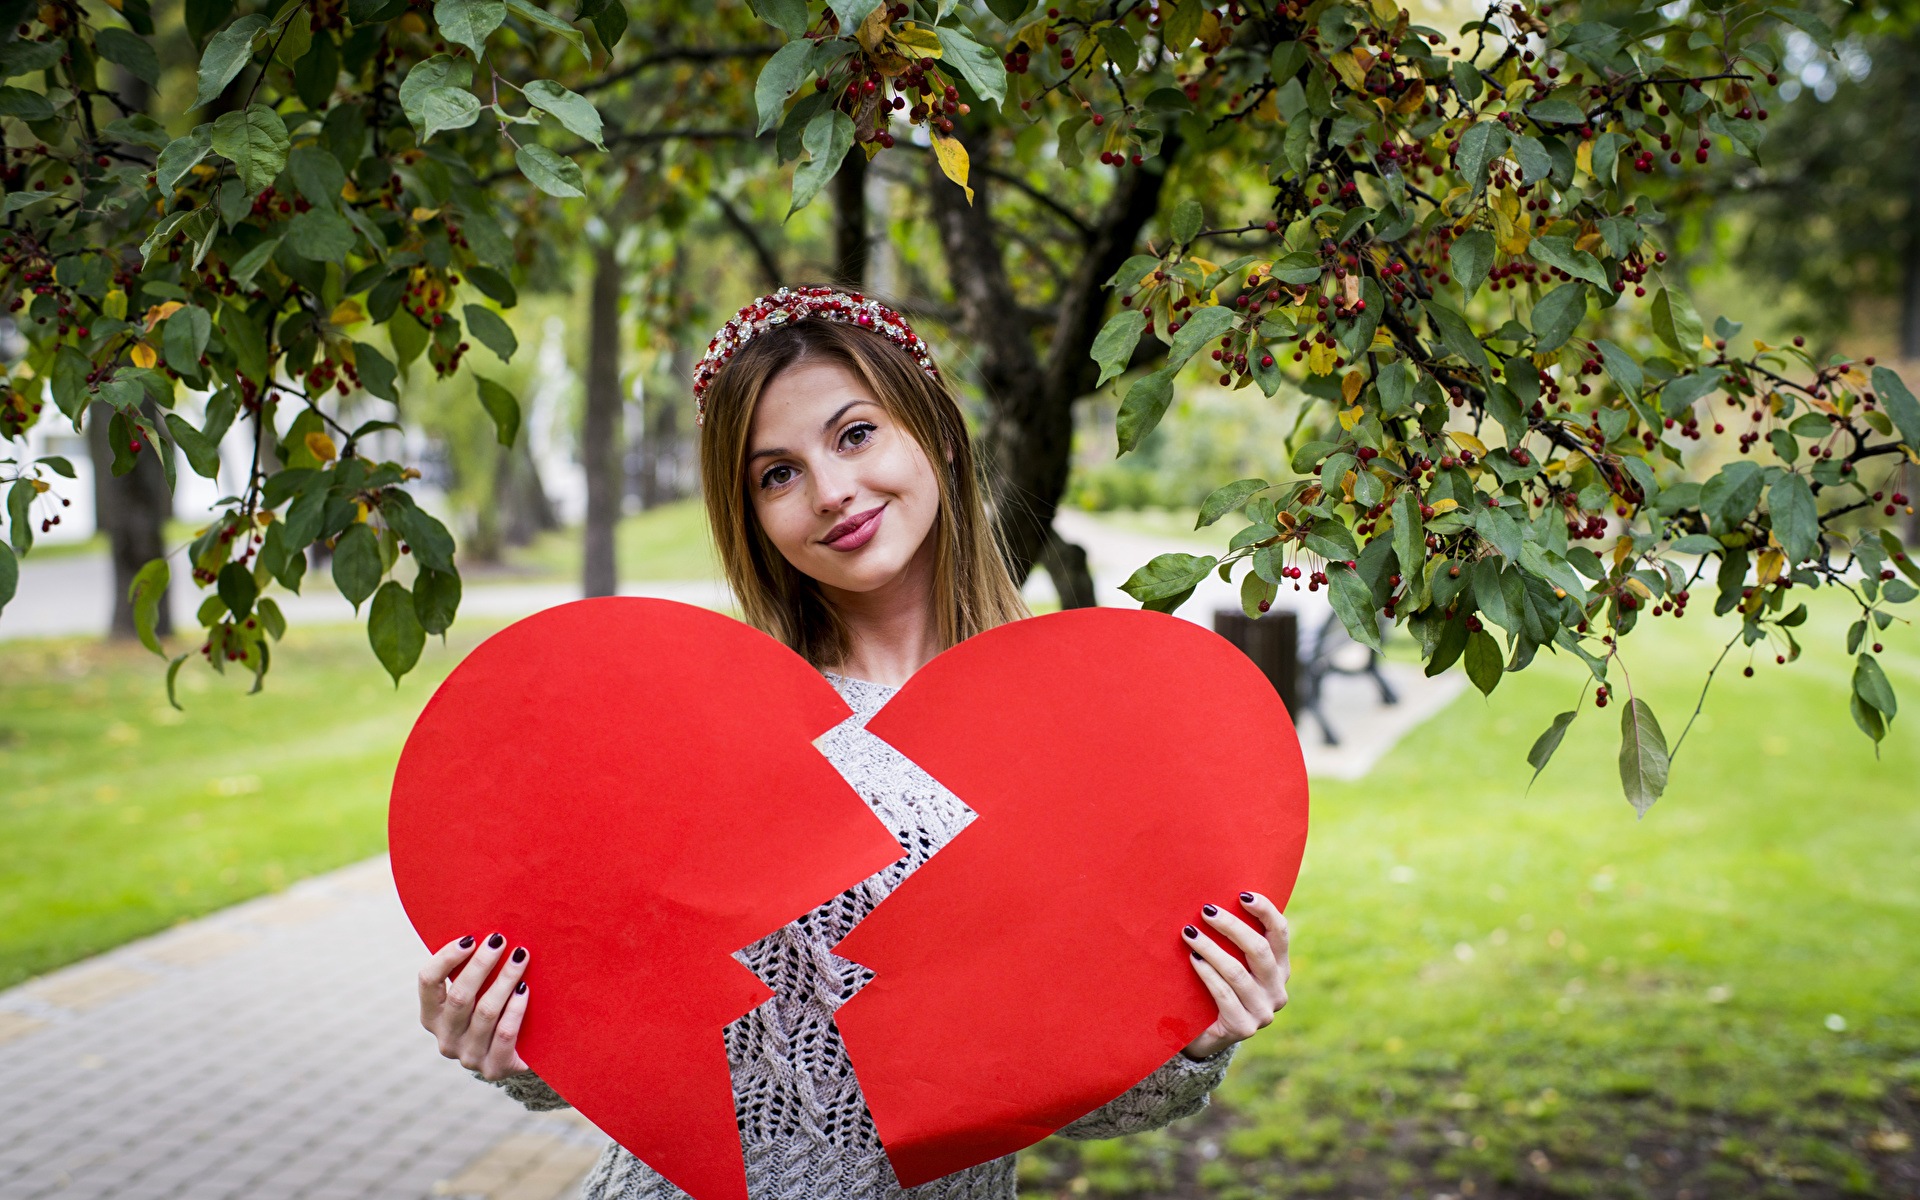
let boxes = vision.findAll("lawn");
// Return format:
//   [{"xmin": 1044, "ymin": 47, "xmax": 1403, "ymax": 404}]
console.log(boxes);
[
  {"xmin": 2, "ymin": 588, "xmax": 1916, "ymax": 1198},
  {"xmin": 492, "ymin": 498, "xmax": 721, "ymax": 582}
]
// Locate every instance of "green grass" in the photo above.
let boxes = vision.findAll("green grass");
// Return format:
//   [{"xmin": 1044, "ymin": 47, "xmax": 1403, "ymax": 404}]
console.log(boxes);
[
  {"xmin": 0, "ymin": 624, "xmax": 495, "ymax": 988},
  {"xmin": 4, "ymin": 589, "xmax": 1916, "ymax": 1196},
  {"xmin": 492, "ymin": 498, "xmax": 720, "ymax": 583}
]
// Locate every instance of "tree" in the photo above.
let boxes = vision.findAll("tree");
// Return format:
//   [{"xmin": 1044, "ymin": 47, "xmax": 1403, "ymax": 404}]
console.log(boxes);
[{"xmin": 0, "ymin": 0, "xmax": 1913, "ymax": 811}]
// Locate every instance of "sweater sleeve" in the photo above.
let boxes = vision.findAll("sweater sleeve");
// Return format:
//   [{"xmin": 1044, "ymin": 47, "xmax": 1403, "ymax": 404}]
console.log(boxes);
[
  {"xmin": 478, "ymin": 1069, "xmax": 574, "ymax": 1111},
  {"xmin": 1052, "ymin": 1045, "xmax": 1237, "ymax": 1141}
]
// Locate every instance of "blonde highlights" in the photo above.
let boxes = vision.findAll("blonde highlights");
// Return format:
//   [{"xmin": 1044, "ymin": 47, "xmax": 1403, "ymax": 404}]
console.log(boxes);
[{"xmin": 698, "ymin": 314, "xmax": 1029, "ymax": 668}]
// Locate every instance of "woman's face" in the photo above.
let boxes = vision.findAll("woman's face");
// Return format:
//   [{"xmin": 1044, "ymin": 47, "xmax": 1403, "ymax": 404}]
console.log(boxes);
[{"xmin": 745, "ymin": 360, "xmax": 942, "ymax": 597}]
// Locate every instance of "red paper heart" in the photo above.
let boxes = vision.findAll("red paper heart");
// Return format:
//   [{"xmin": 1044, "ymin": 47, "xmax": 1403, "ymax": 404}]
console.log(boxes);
[
  {"xmin": 390, "ymin": 601, "xmax": 1308, "ymax": 1200},
  {"xmin": 833, "ymin": 607, "xmax": 1307, "ymax": 1186},
  {"xmin": 389, "ymin": 598, "xmax": 906, "ymax": 1200}
]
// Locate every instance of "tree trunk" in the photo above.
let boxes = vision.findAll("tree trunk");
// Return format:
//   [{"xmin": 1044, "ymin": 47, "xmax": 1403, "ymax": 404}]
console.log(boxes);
[
  {"xmin": 88, "ymin": 400, "xmax": 173, "ymax": 640},
  {"xmin": 831, "ymin": 146, "xmax": 869, "ymax": 289},
  {"xmin": 928, "ymin": 127, "xmax": 1179, "ymax": 601},
  {"xmin": 582, "ymin": 242, "xmax": 623, "ymax": 597},
  {"xmin": 1040, "ymin": 529, "xmax": 1098, "ymax": 609},
  {"xmin": 1902, "ymin": 184, "xmax": 1920, "ymax": 359}
]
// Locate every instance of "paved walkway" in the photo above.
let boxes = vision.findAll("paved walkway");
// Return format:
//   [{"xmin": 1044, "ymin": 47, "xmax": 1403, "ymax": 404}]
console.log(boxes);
[{"xmin": 0, "ymin": 858, "xmax": 612, "ymax": 1200}]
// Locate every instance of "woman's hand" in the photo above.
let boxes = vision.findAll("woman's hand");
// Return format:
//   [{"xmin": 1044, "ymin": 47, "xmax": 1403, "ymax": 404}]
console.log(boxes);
[
  {"xmin": 418, "ymin": 932, "xmax": 534, "ymax": 1080},
  {"xmin": 1180, "ymin": 892, "xmax": 1291, "ymax": 1061}
]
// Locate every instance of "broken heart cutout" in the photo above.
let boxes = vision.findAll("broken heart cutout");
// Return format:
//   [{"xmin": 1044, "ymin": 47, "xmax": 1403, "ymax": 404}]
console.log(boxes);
[{"xmin": 390, "ymin": 599, "xmax": 1307, "ymax": 1200}]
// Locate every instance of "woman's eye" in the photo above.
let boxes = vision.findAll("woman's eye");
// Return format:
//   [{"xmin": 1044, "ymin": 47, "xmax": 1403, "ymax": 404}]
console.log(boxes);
[
  {"xmin": 843, "ymin": 422, "xmax": 877, "ymax": 448},
  {"xmin": 760, "ymin": 465, "xmax": 795, "ymax": 489}
]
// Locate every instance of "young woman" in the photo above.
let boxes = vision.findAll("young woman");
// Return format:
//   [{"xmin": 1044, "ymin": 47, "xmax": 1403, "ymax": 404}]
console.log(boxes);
[{"xmin": 415, "ymin": 286, "xmax": 1294, "ymax": 1200}]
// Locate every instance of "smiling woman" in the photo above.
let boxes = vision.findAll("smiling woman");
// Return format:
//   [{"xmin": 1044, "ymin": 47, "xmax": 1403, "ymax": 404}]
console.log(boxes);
[{"xmin": 696, "ymin": 303, "xmax": 1027, "ymax": 680}]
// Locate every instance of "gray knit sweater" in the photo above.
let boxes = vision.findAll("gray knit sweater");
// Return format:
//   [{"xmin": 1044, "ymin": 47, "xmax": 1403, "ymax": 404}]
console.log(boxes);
[{"xmin": 493, "ymin": 672, "xmax": 1236, "ymax": 1200}]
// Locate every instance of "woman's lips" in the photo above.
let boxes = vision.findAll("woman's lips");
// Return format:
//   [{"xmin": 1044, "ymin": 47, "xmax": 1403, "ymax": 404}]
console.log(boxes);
[{"xmin": 823, "ymin": 505, "xmax": 885, "ymax": 551}]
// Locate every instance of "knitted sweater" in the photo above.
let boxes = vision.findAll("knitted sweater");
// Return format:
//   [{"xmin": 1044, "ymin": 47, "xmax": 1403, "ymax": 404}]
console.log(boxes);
[{"xmin": 493, "ymin": 672, "xmax": 1236, "ymax": 1200}]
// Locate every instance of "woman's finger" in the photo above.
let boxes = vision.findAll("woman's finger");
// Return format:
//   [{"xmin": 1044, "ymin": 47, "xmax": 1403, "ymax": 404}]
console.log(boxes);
[
  {"xmin": 461, "ymin": 945, "xmax": 532, "ymax": 1067},
  {"xmin": 442, "ymin": 932, "xmax": 509, "ymax": 1041},
  {"xmin": 1187, "ymin": 949, "xmax": 1261, "ymax": 1042},
  {"xmin": 1239, "ymin": 892, "xmax": 1292, "ymax": 983},
  {"xmin": 481, "ymin": 980, "xmax": 532, "ymax": 1080},
  {"xmin": 1183, "ymin": 923, "xmax": 1264, "ymax": 1013},
  {"xmin": 1199, "ymin": 903, "xmax": 1279, "ymax": 978},
  {"xmin": 418, "ymin": 935, "xmax": 477, "ymax": 1026}
]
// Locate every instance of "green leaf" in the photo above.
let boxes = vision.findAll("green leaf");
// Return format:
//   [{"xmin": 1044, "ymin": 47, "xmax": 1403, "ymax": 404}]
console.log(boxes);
[
  {"xmin": 1529, "ymin": 235, "xmax": 1608, "ymax": 289},
  {"xmin": 1650, "ymin": 288, "xmax": 1703, "ymax": 361},
  {"xmin": 96, "ymin": 27, "xmax": 161, "ymax": 86},
  {"xmin": 1326, "ymin": 565, "xmax": 1383, "ymax": 652},
  {"xmin": 353, "ymin": 341, "xmax": 399, "ymax": 402},
  {"xmin": 285, "ymin": 209, "xmax": 356, "ymax": 262},
  {"xmin": 1167, "ymin": 303, "xmax": 1238, "ymax": 369},
  {"xmin": 1095, "ymin": 25, "xmax": 1138, "ymax": 73},
  {"xmin": 368, "ymin": 580, "xmax": 426, "ymax": 684},
  {"xmin": 1593, "ymin": 339, "xmax": 1643, "ymax": 398},
  {"xmin": 465, "ymin": 264, "xmax": 518, "ymax": 307},
  {"xmin": 1511, "ymin": 133, "xmax": 1552, "ymax": 183},
  {"xmin": 1852, "ymin": 691, "xmax": 1887, "ymax": 744},
  {"xmin": 156, "ymin": 128, "xmax": 214, "ymax": 195},
  {"xmin": 524, "ymin": 78, "xmax": 603, "ymax": 148},
  {"xmin": 162, "ymin": 305, "xmax": 212, "ymax": 376},
  {"xmin": 1092, "ymin": 309, "xmax": 1146, "ymax": 388},
  {"xmin": 1464, "ymin": 629, "xmax": 1503, "ymax": 695},
  {"xmin": 217, "ymin": 559, "xmax": 257, "ymax": 620},
  {"xmin": 1617, "ymin": 696, "xmax": 1669, "ymax": 817},
  {"xmin": 434, "ymin": 0, "xmax": 507, "ymax": 57},
  {"xmin": 474, "ymin": 374, "xmax": 521, "ymax": 446},
  {"xmin": 828, "ymin": 0, "xmax": 880, "ymax": 29},
  {"xmin": 0, "ymin": 86, "xmax": 51, "ymax": 120},
  {"xmin": 1198, "ymin": 478, "xmax": 1268, "ymax": 528},
  {"xmin": 515, "ymin": 143, "xmax": 584, "ymax": 198},
  {"xmin": 1450, "ymin": 228, "xmax": 1495, "ymax": 299},
  {"xmin": 462, "ymin": 304, "xmax": 518, "ymax": 362},
  {"xmin": 577, "ymin": 0, "xmax": 628, "ymax": 46},
  {"xmin": 1115, "ymin": 367, "xmax": 1176, "ymax": 453},
  {"xmin": 129, "ymin": 558, "xmax": 170, "ymax": 654},
  {"xmin": 195, "ymin": 15, "xmax": 266, "ymax": 109},
  {"xmin": 331, "ymin": 522, "xmax": 382, "ymax": 612},
  {"xmin": 417, "ymin": 85, "xmax": 481, "ymax": 142},
  {"xmin": 1455, "ymin": 121, "xmax": 1509, "ymax": 190},
  {"xmin": 413, "ymin": 566, "xmax": 462, "ymax": 635},
  {"xmin": 1529, "ymin": 281, "xmax": 1586, "ymax": 352},
  {"xmin": 211, "ymin": 104, "xmax": 289, "ymax": 196},
  {"xmin": 1872, "ymin": 366, "xmax": 1920, "ymax": 451},
  {"xmin": 0, "ymin": 39, "xmax": 62, "ymax": 78},
  {"xmin": 165, "ymin": 413, "xmax": 221, "ymax": 478},
  {"xmin": 1391, "ymin": 490, "xmax": 1424, "ymax": 598},
  {"xmin": 1854, "ymin": 652, "xmax": 1897, "ymax": 720},
  {"xmin": 1171, "ymin": 198, "xmax": 1204, "ymax": 246},
  {"xmin": 1425, "ymin": 299, "xmax": 1491, "ymax": 381},
  {"xmin": 387, "ymin": 497, "xmax": 457, "ymax": 572},
  {"xmin": 1526, "ymin": 709, "xmax": 1577, "ymax": 787},
  {"xmin": 1528, "ymin": 96, "xmax": 1587, "ymax": 125},
  {"xmin": 400, "ymin": 54, "xmax": 473, "ymax": 133},
  {"xmin": 754, "ymin": 41, "xmax": 812, "ymax": 136},
  {"xmin": 6, "ymin": 478, "xmax": 32, "ymax": 554},
  {"xmin": 1120, "ymin": 552, "xmax": 1216, "ymax": 603},
  {"xmin": 936, "ymin": 26, "xmax": 1006, "ymax": 107},
  {"xmin": 0, "ymin": 541, "xmax": 15, "ymax": 614},
  {"xmin": 504, "ymin": 0, "xmax": 586, "ymax": 50},
  {"xmin": 1767, "ymin": 472, "xmax": 1819, "ymax": 565},
  {"xmin": 230, "ymin": 236, "xmax": 282, "ymax": 288},
  {"xmin": 788, "ymin": 109, "xmax": 854, "ymax": 216}
]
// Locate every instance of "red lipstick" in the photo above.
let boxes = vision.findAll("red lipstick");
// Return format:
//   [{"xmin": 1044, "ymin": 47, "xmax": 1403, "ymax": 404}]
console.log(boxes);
[{"xmin": 822, "ymin": 505, "xmax": 885, "ymax": 551}]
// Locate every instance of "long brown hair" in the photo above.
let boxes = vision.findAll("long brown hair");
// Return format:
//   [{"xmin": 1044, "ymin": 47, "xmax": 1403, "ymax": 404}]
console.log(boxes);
[{"xmin": 698, "ymin": 312, "xmax": 1029, "ymax": 668}]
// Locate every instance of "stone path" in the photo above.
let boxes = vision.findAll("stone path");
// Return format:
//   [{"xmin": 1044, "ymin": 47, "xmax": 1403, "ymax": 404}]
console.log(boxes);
[{"xmin": 0, "ymin": 857, "xmax": 612, "ymax": 1200}]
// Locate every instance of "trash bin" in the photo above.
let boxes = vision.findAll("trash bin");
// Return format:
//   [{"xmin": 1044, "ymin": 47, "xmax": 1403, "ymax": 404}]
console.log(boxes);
[{"xmin": 1211, "ymin": 609, "xmax": 1299, "ymax": 719}]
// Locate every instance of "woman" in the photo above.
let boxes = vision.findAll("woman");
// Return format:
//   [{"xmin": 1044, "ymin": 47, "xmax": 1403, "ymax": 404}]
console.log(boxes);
[{"xmin": 415, "ymin": 286, "xmax": 1294, "ymax": 1199}]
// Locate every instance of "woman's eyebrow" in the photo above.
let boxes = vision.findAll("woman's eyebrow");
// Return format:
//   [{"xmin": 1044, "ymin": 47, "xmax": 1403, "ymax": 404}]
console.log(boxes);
[{"xmin": 821, "ymin": 399, "xmax": 877, "ymax": 431}]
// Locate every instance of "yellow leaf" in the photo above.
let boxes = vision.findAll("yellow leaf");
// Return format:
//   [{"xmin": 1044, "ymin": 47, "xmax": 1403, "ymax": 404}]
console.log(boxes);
[
  {"xmin": 1198, "ymin": 9, "xmax": 1221, "ymax": 44},
  {"xmin": 1623, "ymin": 576, "xmax": 1652, "ymax": 600},
  {"xmin": 353, "ymin": 499, "xmax": 369, "ymax": 523},
  {"xmin": 102, "ymin": 0, "xmax": 122, "ymax": 9},
  {"xmin": 1449, "ymin": 430, "xmax": 1488, "ymax": 455},
  {"xmin": 857, "ymin": 5, "xmax": 889, "ymax": 52},
  {"xmin": 1757, "ymin": 549, "xmax": 1785, "ymax": 586},
  {"xmin": 1753, "ymin": 338, "xmax": 1772, "ymax": 352},
  {"xmin": 397, "ymin": 11, "xmax": 425, "ymax": 32},
  {"xmin": 104, "ymin": 289, "xmax": 127, "ymax": 320},
  {"xmin": 1395, "ymin": 86, "xmax": 1425, "ymax": 113},
  {"xmin": 931, "ymin": 133, "xmax": 973, "ymax": 204},
  {"xmin": 143, "ymin": 301, "xmax": 184, "ymax": 331},
  {"xmin": 1501, "ymin": 219, "xmax": 1533, "ymax": 256},
  {"xmin": 1352, "ymin": 45, "xmax": 1376, "ymax": 72},
  {"xmin": 1330, "ymin": 51, "xmax": 1367, "ymax": 91},
  {"xmin": 1428, "ymin": 498, "xmax": 1459, "ymax": 514},
  {"xmin": 1576, "ymin": 139, "xmax": 1594, "ymax": 177},
  {"xmin": 1611, "ymin": 535, "xmax": 1634, "ymax": 568},
  {"xmin": 130, "ymin": 343, "xmax": 157, "ymax": 369},
  {"xmin": 1339, "ymin": 405, "xmax": 1361, "ymax": 431},
  {"xmin": 1574, "ymin": 230, "xmax": 1604, "ymax": 254},
  {"xmin": 31, "ymin": 478, "xmax": 49, "ymax": 492},
  {"xmin": 190, "ymin": 163, "xmax": 217, "ymax": 177},
  {"xmin": 1841, "ymin": 367, "xmax": 1869, "ymax": 391},
  {"xmin": 893, "ymin": 23, "xmax": 942, "ymax": 56},
  {"xmin": 1307, "ymin": 341, "xmax": 1338, "ymax": 375},
  {"xmin": 1342, "ymin": 370, "xmax": 1365, "ymax": 406},
  {"xmin": 1341, "ymin": 470, "xmax": 1357, "ymax": 502},
  {"xmin": 256, "ymin": 511, "xmax": 273, "ymax": 526},
  {"xmin": 330, "ymin": 299, "xmax": 366, "ymax": 327},
  {"xmin": 1504, "ymin": 77, "xmax": 1533, "ymax": 103},
  {"xmin": 341, "ymin": 179, "xmax": 361, "ymax": 202},
  {"xmin": 305, "ymin": 431, "xmax": 339, "ymax": 464},
  {"xmin": 1371, "ymin": 327, "xmax": 1397, "ymax": 349},
  {"xmin": 411, "ymin": 206, "xmax": 440, "ymax": 222}
]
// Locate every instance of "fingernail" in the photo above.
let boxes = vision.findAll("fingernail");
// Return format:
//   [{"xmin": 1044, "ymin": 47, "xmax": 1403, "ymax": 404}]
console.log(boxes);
[
  {"xmin": 1202, "ymin": 904, "xmax": 1219, "ymax": 918},
  {"xmin": 1191, "ymin": 951, "xmax": 1203, "ymax": 961},
  {"xmin": 1240, "ymin": 892, "xmax": 1255, "ymax": 904},
  {"xmin": 511, "ymin": 947, "xmax": 527, "ymax": 964},
  {"xmin": 1183, "ymin": 925, "xmax": 1199, "ymax": 939},
  {"xmin": 486, "ymin": 933, "xmax": 504, "ymax": 950},
  {"xmin": 515, "ymin": 980, "xmax": 527, "ymax": 994},
  {"xmin": 459, "ymin": 935, "xmax": 475, "ymax": 949}
]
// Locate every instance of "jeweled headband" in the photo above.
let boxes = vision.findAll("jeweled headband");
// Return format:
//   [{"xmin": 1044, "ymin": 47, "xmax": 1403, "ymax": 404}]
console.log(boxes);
[{"xmin": 691, "ymin": 285, "xmax": 942, "ymax": 426}]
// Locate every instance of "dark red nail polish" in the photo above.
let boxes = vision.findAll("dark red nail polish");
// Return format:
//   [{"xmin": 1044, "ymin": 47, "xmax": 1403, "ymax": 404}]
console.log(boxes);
[
  {"xmin": 1202, "ymin": 904, "xmax": 1219, "ymax": 918},
  {"xmin": 486, "ymin": 933, "xmax": 504, "ymax": 950},
  {"xmin": 515, "ymin": 980, "xmax": 527, "ymax": 994},
  {"xmin": 511, "ymin": 947, "xmax": 527, "ymax": 963},
  {"xmin": 1191, "ymin": 951, "xmax": 1203, "ymax": 961},
  {"xmin": 458, "ymin": 935, "xmax": 475, "ymax": 949},
  {"xmin": 1240, "ymin": 892, "xmax": 1255, "ymax": 904},
  {"xmin": 1183, "ymin": 925, "xmax": 1199, "ymax": 939}
]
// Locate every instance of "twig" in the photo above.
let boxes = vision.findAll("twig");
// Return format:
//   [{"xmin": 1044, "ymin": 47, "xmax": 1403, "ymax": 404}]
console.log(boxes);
[{"xmin": 1667, "ymin": 629, "xmax": 1741, "ymax": 761}]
